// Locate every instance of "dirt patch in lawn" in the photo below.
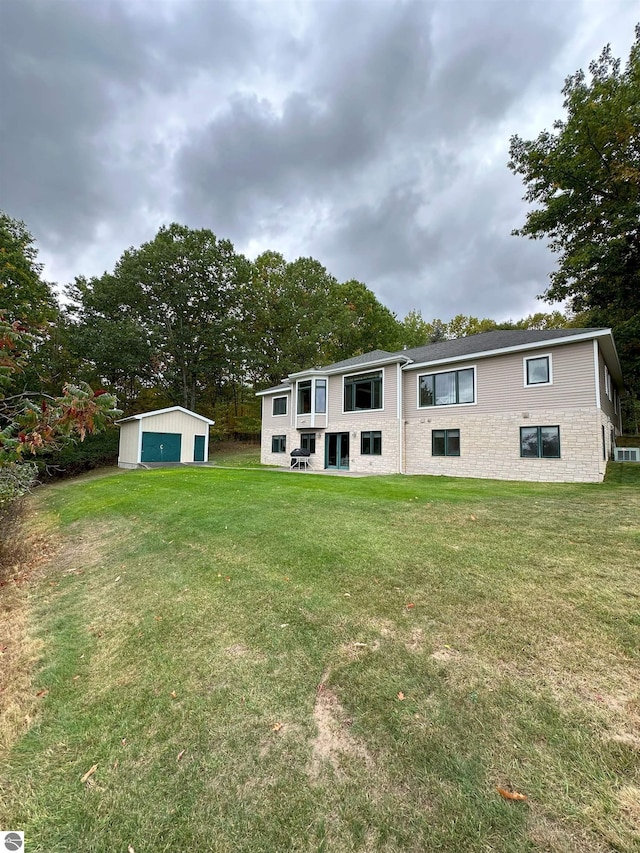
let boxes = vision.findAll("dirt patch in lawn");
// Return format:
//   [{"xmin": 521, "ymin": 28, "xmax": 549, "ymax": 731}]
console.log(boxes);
[
  {"xmin": 527, "ymin": 812, "xmax": 611, "ymax": 853},
  {"xmin": 308, "ymin": 673, "xmax": 372, "ymax": 782}
]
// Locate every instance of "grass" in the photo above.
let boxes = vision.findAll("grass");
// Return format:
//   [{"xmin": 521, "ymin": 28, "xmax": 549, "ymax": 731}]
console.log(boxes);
[
  {"xmin": 209, "ymin": 441, "xmax": 261, "ymax": 467},
  {"xmin": 1, "ymin": 463, "xmax": 639, "ymax": 852}
]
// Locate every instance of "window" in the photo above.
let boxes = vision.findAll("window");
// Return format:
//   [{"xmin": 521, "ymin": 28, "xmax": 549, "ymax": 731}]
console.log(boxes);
[
  {"xmin": 315, "ymin": 379, "xmax": 327, "ymax": 413},
  {"xmin": 361, "ymin": 431, "xmax": 382, "ymax": 455},
  {"xmin": 272, "ymin": 396, "xmax": 287, "ymax": 416},
  {"xmin": 520, "ymin": 426, "xmax": 560, "ymax": 459},
  {"xmin": 271, "ymin": 435, "xmax": 286, "ymax": 453},
  {"xmin": 524, "ymin": 355, "xmax": 551, "ymax": 386},
  {"xmin": 300, "ymin": 433, "xmax": 316, "ymax": 454},
  {"xmin": 344, "ymin": 370, "xmax": 382, "ymax": 411},
  {"xmin": 297, "ymin": 380, "xmax": 311, "ymax": 414},
  {"xmin": 419, "ymin": 368, "xmax": 474, "ymax": 407},
  {"xmin": 604, "ymin": 366, "xmax": 612, "ymax": 399},
  {"xmin": 432, "ymin": 429, "xmax": 460, "ymax": 456}
]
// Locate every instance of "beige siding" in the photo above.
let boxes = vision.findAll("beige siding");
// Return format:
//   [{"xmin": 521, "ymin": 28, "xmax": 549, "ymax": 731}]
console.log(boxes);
[
  {"xmin": 403, "ymin": 340, "xmax": 596, "ymax": 417},
  {"xmin": 327, "ymin": 364, "xmax": 399, "ymax": 424},
  {"xmin": 597, "ymin": 345, "xmax": 617, "ymax": 420},
  {"xmin": 118, "ymin": 421, "xmax": 140, "ymax": 466},
  {"xmin": 262, "ymin": 392, "xmax": 293, "ymax": 430}
]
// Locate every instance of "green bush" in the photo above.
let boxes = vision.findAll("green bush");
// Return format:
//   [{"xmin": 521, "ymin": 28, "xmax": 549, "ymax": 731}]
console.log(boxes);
[{"xmin": 36, "ymin": 429, "xmax": 119, "ymax": 481}]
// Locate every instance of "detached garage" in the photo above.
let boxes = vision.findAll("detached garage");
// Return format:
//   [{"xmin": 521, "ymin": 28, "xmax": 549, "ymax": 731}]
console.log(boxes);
[{"xmin": 116, "ymin": 406, "xmax": 215, "ymax": 469}]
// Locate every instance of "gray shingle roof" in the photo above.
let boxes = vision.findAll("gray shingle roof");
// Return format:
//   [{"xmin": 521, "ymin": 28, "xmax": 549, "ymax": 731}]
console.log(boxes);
[
  {"xmin": 319, "ymin": 349, "xmax": 397, "ymax": 372},
  {"xmin": 400, "ymin": 328, "xmax": 606, "ymax": 365}
]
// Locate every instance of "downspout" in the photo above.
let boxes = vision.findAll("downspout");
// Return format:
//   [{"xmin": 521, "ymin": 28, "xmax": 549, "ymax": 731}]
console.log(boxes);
[
  {"xmin": 397, "ymin": 362, "xmax": 403, "ymax": 474},
  {"xmin": 593, "ymin": 340, "xmax": 601, "ymax": 410}
]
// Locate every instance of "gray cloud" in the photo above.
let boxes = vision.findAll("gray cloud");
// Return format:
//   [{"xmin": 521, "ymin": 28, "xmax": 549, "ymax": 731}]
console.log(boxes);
[{"xmin": 1, "ymin": 0, "xmax": 637, "ymax": 325}]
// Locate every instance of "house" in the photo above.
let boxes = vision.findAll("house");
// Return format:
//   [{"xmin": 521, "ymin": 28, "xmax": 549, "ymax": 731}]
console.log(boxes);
[
  {"xmin": 116, "ymin": 406, "xmax": 215, "ymax": 468},
  {"xmin": 256, "ymin": 328, "xmax": 623, "ymax": 483}
]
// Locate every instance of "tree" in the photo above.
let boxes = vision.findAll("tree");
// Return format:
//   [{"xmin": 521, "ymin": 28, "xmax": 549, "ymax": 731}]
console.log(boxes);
[
  {"xmin": 67, "ymin": 224, "xmax": 251, "ymax": 411},
  {"xmin": 508, "ymin": 28, "xmax": 640, "ymax": 423},
  {"xmin": 66, "ymin": 274, "xmax": 156, "ymax": 409},
  {"xmin": 243, "ymin": 252, "xmax": 339, "ymax": 386},
  {"xmin": 0, "ymin": 212, "xmax": 57, "ymax": 326},
  {"xmin": 330, "ymin": 280, "xmax": 403, "ymax": 359},
  {"xmin": 1, "ymin": 216, "xmax": 121, "ymax": 499}
]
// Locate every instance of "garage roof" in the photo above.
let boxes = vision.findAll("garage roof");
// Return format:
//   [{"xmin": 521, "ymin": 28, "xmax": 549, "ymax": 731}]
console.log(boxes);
[{"xmin": 115, "ymin": 406, "xmax": 215, "ymax": 425}]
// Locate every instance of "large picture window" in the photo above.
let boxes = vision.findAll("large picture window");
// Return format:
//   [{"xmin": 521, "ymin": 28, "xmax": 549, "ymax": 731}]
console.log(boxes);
[
  {"xmin": 271, "ymin": 435, "xmax": 286, "ymax": 453},
  {"xmin": 520, "ymin": 426, "xmax": 560, "ymax": 459},
  {"xmin": 419, "ymin": 368, "xmax": 474, "ymax": 407},
  {"xmin": 432, "ymin": 429, "xmax": 460, "ymax": 456},
  {"xmin": 524, "ymin": 355, "xmax": 551, "ymax": 386},
  {"xmin": 361, "ymin": 431, "xmax": 382, "ymax": 455},
  {"xmin": 344, "ymin": 370, "xmax": 382, "ymax": 412},
  {"xmin": 272, "ymin": 396, "xmax": 287, "ymax": 416}
]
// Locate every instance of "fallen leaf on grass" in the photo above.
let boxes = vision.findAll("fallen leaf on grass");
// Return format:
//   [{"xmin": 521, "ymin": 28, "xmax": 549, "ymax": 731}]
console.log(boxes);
[
  {"xmin": 470, "ymin": 515, "xmax": 477, "ymax": 521},
  {"xmin": 128, "ymin": 845, "xmax": 135, "ymax": 853},
  {"xmin": 406, "ymin": 602, "xmax": 415, "ymax": 610},
  {"xmin": 121, "ymin": 738, "xmax": 127, "ymax": 745},
  {"xmin": 0, "ymin": 645, "xmax": 7, "ymax": 653},
  {"xmin": 36, "ymin": 689, "xmax": 49, "ymax": 698},
  {"xmin": 397, "ymin": 692, "xmax": 406, "ymax": 701},
  {"xmin": 177, "ymin": 749, "xmax": 186, "ymax": 762},
  {"xmin": 170, "ymin": 691, "xmax": 177, "ymax": 699},
  {"xmin": 272, "ymin": 722, "xmax": 283, "ymax": 732},
  {"xmin": 497, "ymin": 787, "xmax": 527, "ymax": 801},
  {"xmin": 81, "ymin": 764, "xmax": 98, "ymax": 784}
]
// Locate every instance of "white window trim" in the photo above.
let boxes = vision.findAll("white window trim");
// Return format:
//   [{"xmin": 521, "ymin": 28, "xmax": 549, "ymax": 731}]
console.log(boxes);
[
  {"xmin": 416, "ymin": 365, "xmax": 477, "ymax": 409},
  {"xmin": 342, "ymin": 367, "xmax": 385, "ymax": 414},
  {"xmin": 523, "ymin": 353, "xmax": 553, "ymax": 388},
  {"xmin": 272, "ymin": 395, "xmax": 288, "ymax": 417}
]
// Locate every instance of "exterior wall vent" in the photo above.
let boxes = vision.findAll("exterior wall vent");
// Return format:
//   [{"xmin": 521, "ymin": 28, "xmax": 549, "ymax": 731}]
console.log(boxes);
[{"xmin": 615, "ymin": 447, "xmax": 640, "ymax": 462}]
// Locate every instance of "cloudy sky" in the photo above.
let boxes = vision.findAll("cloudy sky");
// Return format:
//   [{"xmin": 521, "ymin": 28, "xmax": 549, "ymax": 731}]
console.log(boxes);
[{"xmin": 1, "ymin": 0, "xmax": 637, "ymax": 323}]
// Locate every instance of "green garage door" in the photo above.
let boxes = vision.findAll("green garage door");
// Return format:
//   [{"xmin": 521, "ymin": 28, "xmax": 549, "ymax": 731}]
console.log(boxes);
[{"xmin": 141, "ymin": 432, "xmax": 182, "ymax": 463}]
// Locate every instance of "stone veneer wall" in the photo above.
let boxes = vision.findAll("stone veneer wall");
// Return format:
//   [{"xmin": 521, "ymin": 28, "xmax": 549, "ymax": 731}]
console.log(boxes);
[
  {"xmin": 403, "ymin": 408, "xmax": 604, "ymax": 483},
  {"xmin": 261, "ymin": 420, "xmax": 400, "ymax": 473}
]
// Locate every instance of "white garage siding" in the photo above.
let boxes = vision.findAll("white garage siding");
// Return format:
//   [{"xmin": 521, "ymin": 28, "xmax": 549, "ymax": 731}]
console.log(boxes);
[{"xmin": 116, "ymin": 407, "xmax": 214, "ymax": 467}]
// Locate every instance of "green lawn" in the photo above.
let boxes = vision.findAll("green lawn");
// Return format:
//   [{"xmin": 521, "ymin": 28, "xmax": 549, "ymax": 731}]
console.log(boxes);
[{"xmin": 1, "ymin": 465, "xmax": 639, "ymax": 852}]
